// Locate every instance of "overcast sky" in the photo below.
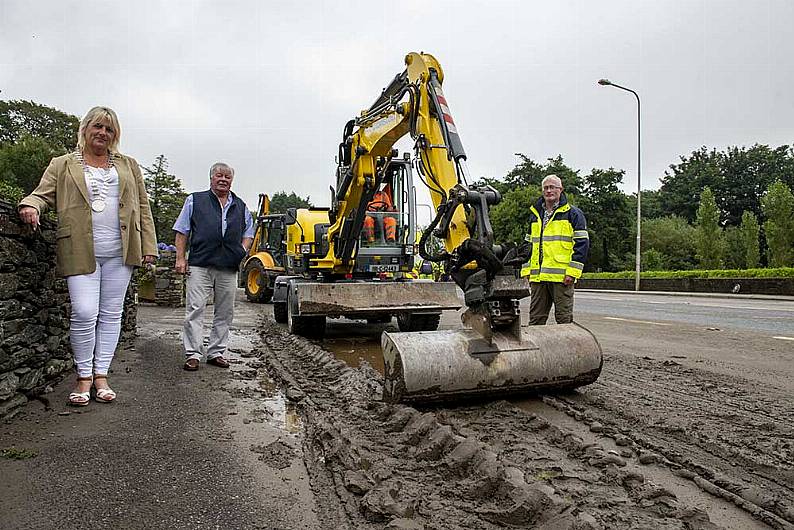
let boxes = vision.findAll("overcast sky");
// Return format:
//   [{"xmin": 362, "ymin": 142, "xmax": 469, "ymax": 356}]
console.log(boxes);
[{"xmin": 2, "ymin": 0, "xmax": 792, "ymax": 220}]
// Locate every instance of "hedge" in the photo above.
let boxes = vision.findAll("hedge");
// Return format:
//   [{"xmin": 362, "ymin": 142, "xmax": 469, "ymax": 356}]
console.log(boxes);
[{"xmin": 582, "ymin": 268, "xmax": 794, "ymax": 280}]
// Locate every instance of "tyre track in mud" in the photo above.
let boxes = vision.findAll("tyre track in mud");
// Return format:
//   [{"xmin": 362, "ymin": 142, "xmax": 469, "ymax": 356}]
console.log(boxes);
[
  {"xmin": 253, "ymin": 315, "xmax": 789, "ymax": 529},
  {"xmin": 548, "ymin": 351, "xmax": 794, "ymax": 529}
]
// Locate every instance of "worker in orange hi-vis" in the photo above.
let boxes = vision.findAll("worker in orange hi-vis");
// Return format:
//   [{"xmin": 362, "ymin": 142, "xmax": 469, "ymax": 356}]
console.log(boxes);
[{"xmin": 363, "ymin": 183, "xmax": 397, "ymax": 243}]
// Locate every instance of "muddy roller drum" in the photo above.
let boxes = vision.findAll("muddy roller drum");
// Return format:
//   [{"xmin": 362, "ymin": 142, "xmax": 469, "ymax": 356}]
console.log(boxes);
[{"xmin": 382, "ymin": 323, "xmax": 603, "ymax": 403}]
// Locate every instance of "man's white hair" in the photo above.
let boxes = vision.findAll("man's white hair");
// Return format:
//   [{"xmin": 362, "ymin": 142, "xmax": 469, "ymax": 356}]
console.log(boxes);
[
  {"xmin": 542, "ymin": 174, "xmax": 562, "ymax": 188},
  {"xmin": 209, "ymin": 162, "xmax": 234, "ymax": 178}
]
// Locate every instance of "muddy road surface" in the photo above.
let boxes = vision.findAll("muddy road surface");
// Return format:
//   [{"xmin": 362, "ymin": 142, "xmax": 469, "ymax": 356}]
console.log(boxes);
[{"xmin": 250, "ymin": 293, "xmax": 794, "ymax": 530}]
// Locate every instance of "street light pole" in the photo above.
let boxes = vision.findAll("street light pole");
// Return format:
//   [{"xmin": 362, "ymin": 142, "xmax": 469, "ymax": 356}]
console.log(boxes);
[{"xmin": 598, "ymin": 78, "xmax": 641, "ymax": 291}]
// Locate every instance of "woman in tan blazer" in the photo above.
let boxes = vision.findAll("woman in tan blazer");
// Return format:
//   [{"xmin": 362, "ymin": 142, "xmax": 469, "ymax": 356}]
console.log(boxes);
[{"xmin": 19, "ymin": 106, "xmax": 157, "ymax": 406}]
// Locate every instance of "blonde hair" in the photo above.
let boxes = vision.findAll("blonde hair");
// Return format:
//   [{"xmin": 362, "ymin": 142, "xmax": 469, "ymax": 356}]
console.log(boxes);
[{"xmin": 77, "ymin": 106, "xmax": 121, "ymax": 153}]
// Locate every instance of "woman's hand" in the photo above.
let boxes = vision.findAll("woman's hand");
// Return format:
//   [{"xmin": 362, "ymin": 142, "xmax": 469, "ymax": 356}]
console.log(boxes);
[
  {"xmin": 18, "ymin": 206, "xmax": 40, "ymax": 230},
  {"xmin": 142, "ymin": 255, "xmax": 157, "ymax": 265}
]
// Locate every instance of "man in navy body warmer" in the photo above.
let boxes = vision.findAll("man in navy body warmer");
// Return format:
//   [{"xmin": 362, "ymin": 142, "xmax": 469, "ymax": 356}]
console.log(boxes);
[{"xmin": 173, "ymin": 162, "xmax": 254, "ymax": 371}]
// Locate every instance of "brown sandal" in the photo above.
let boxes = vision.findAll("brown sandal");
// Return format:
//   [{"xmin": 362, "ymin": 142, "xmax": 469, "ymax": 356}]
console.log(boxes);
[
  {"xmin": 68, "ymin": 376, "xmax": 93, "ymax": 407},
  {"xmin": 93, "ymin": 374, "xmax": 116, "ymax": 403}
]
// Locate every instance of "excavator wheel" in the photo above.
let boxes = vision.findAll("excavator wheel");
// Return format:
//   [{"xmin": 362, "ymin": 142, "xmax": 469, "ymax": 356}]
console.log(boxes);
[
  {"xmin": 397, "ymin": 312, "xmax": 441, "ymax": 332},
  {"xmin": 273, "ymin": 302, "xmax": 288, "ymax": 323},
  {"xmin": 287, "ymin": 291, "xmax": 326, "ymax": 339},
  {"xmin": 244, "ymin": 260, "xmax": 272, "ymax": 303}
]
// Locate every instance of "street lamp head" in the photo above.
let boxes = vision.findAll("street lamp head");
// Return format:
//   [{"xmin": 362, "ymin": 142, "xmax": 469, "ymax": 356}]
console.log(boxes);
[{"xmin": 598, "ymin": 78, "xmax": 612, "ymax": 86}]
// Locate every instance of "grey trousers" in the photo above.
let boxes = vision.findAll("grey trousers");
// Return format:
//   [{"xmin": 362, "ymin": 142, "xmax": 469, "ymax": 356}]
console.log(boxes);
[
  {"xmin": 529, "ymin": 281, "xmax": 575, "ymax": 325},
  {"xmin": 183, "ymin": 266, "xmax": 237, "ymax": 360}
]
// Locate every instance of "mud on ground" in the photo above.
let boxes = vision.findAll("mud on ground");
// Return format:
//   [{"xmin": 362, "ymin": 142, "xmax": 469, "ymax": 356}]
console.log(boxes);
[{"xmin": 250, "ymin": 311, "xmax": 794, "ymax": 530}]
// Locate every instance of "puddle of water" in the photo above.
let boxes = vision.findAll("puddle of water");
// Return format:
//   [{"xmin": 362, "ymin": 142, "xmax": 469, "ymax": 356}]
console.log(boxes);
[
  {"xmin": 322, "ymin": 319, "xmax": 389, "ymax": 374},
  {"xmin": 260, "ymin": 391, "xmax": 302, "ymax": 435},
  {"xmin": 323, "ymin": 337, "xmax": 385, "ymax": 374}
]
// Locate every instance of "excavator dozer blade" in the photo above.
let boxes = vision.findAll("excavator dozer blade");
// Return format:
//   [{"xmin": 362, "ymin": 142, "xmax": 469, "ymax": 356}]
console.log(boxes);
[
  {"xmin": 295, "ymin": 281, "xmax": 461, "ymax": 316},
  {"xmin": 381, "ymin": 323, "xmax": 602, "ymax": 403}
]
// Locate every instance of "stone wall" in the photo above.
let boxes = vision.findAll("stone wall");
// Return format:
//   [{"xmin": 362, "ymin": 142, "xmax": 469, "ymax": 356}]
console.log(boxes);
[
  {"xmin": 145, "ymin": 251, "xmax": 185, "ymax": 307},
  {"xmin": 0, "ymin": 200, "xmax": 137, "ymax": 420},
  {"xmin": 578, "ymin": 276, "xmax": 794, "ymax": 295}
]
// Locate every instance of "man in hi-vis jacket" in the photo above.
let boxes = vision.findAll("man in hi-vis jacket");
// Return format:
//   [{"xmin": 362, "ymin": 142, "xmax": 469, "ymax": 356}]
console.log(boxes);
[{"xmin": 520, "ymin": 174, "xmax": 590, "ymax": 325}]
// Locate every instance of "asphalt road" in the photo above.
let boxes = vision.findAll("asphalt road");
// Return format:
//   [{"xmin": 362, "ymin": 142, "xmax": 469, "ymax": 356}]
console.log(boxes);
[{"xmin": 574, "ymin": 290, "xmax": 794, "ymax": 338}]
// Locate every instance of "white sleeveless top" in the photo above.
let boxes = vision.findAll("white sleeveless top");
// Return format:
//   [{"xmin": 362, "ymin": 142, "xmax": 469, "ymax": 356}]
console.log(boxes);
[{"xmin": 84, "ymin": 166, "xmax": 123, "ymax": 258}]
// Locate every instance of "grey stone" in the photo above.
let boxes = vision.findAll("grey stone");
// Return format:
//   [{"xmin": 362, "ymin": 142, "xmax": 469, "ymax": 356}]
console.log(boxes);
[
  {"xmin": 0, "ymin": 299, "xmax": 23, "ymax": 319},
  {"xmin": 45, "ymin": 335, "xmax": 60, "ymax": 351},
  {"xmin": 44, "ymin": 358, "xmax": 71, "ymax": 378},
  {"xmin": 2, "ymin": 318, "xmax": 25, "ymax": 335},
  {"xmin": 0, "ymin": 272, "xmax": 20, "ymax": 299},
  {"xmin": 0, "ymin": 372, "xmax": 20, "ymax": 400},
  {"xmin": 18, "ymin": 368, "xmax": 43, "ymax": 391},
  {"xmin": 0, "ymin": 393, "xmax": 27, "ymax": 416}
]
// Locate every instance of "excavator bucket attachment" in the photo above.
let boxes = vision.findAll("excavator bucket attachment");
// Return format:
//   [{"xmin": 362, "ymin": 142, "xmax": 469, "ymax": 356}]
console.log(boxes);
[{"xmin": 382, "ymin": 323, "xmax": 602, "ymax": 403}]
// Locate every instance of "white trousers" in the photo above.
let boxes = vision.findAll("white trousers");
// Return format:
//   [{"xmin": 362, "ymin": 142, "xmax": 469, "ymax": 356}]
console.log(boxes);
[
  {"xmin": 66, "ymin": 256, "xmax": 133, "ymax": 378},
  {"xmin": 182, "ymin": 266, "xmax": 237, "ymax": 361}
]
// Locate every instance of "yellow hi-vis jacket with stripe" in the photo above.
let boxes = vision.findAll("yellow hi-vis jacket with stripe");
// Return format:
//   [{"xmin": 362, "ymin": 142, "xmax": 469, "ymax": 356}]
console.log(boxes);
[{"xmin": 520, "ymin": 194, "xmax": 590, "ymax": 282}]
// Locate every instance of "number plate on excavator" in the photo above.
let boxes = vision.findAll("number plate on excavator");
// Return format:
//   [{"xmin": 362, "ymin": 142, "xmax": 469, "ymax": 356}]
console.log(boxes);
[{"xmin": 368, "ymin": 264, "xmax": 399, "ymax": 272}]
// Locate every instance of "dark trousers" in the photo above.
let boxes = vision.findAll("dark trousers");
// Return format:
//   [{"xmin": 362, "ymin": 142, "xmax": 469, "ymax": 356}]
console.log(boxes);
[{"xmin": 529, "ymin": 281, "xmax": 575, "ymax": 325}]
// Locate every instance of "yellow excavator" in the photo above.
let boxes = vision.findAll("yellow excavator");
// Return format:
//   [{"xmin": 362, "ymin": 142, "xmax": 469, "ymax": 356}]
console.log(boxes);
[{"xmin": 273, "ymin": 52, "xmax": 602, "ymax": 403}]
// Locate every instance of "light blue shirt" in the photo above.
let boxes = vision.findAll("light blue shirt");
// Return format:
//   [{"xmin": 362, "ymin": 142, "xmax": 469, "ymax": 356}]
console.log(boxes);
[{"xmin": 173, "ymin": 192, "xmax": 255, "ymax": 238}]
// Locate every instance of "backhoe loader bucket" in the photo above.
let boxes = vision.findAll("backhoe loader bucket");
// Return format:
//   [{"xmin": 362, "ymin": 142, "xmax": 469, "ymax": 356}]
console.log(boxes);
[{"xmin": 382, "ymin": 323, "xmax": 602, "ymax": 403}]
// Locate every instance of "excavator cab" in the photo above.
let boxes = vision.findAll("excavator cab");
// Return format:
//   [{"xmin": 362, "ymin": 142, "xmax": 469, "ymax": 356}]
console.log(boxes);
[
  {"xmin": 353, "ymin": 158, "xmax": 417, "ymax": 276},
  {"xmin": 362, "ymin": 180, "xmax": 397, "ymax": 246}
]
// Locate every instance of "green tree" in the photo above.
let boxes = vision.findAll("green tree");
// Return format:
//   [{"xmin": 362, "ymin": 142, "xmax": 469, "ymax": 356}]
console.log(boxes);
[
  {"xmin": 0, "ymin": 180, "xmax": 25, "ymax": 203},
  {"xmin": 640, "ymin": 216, "xmax": 696, "ymax": 270},
  {"xmin": 659, "ymin": 147, "xmax": 722, "ymax": 224},
  {"xmin": 143, "ymin": 155, "xmax": 187, "ymax": 245},
  {"xmin": 0, "ymin": 100, "xmax": 79, "ymax": 150},
  {"xmin": 269, "ymin": 191, "xmax": 312, "ymax": 213},
  {"xmin": 761, "ymin": 180, "xmax": 794, "ymax": 267},
  {"xmin": 659, "ymin": 144, "xmax": 794, "ymax": 226},
  {"xmin": 694, "ymin": 187, "xmax": 724, "ymax": 269},
  {"xmin": 638, "ymin": 189, "xmax": 664, "ymax": 219},
  {"xmin": 723, "ymin": 226, "xmax": 744, "ymax": 269},
  {"xmin": 739, "ymin": 210, "xmax": 760, "ymax": 269},
  {"xmin": 578, "ymin": 168, "xmax": 632, "ymax": 272},
  {"xmin": 489, "ymin": 186, "xmax": 539, "ymax": 244},
  {"xmin": 641, "ymin": 248, "xmax": 670, "ymax": 271},
  {"xmin": 0, "ymin": 135, "xmax": 64, "ymax": 193},
  {"xmin": 502, "ymin": 154, "xmax": 583, "ymax": 195}
]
